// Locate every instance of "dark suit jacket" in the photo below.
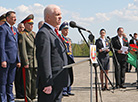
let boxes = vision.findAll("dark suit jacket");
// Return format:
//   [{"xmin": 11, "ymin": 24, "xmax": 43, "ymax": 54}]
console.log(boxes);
[
  {"xmin": 35, "ymin": 23, "xmax": 73, "ymax": 90},
  {"xmin": 0, "ymin": 22, "xmax": 20, "ymax": 63},
  {"xmin": 129, "ymin": 39, "xmax": 138, "ymax": 46},
  {"xmin": 95, "ymin": 38, "xmax": 110, "ymax": 58},
  {"xmin": 111, "ymin": 35, "xmax": 129, "ymax": 61}
]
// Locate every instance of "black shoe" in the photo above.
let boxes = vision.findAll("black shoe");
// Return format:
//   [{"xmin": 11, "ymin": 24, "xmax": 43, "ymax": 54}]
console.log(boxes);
[
  {"xmin": 120, "ymin": 85, "xmax": 126, "ymax": 89},
  {"xmin": 16, "ymin": 96, "xmax": 24, "ymax": 99},
  {"xmin": 101, "ymin": 87, "xmax": 106, "ymax": 91},
  {"xmin": 115, "ymin": 85, "xmax": 120, "ymax": 89},
  {"xmin": 68, "ymin": 92, "xmax": 75, "ymax": 96},
  {"xmin": 63, "ymin": 92, "xmax": 69, "ymax": 96}
]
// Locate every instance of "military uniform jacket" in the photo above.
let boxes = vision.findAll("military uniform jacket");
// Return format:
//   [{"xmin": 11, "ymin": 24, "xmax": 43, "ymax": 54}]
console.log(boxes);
[{"xmin": 18, "ymin": 29, "xmax": 37, "ymax": 68}]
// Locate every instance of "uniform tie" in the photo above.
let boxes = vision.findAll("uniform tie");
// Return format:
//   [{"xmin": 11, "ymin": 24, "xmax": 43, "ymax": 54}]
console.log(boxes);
[
  {"xmin": 11, "ymin": 26, "xmax": 16, "ymax": 36},
  {"xmin": 54, "ymin": 29, "xmax": 65, "ymax": 43}
]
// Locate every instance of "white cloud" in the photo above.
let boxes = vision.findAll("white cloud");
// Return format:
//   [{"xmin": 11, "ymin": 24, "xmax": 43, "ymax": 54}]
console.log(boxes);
[
  {"xmin": 71, "ymin": 13, "xmax": 94, "ymax": 25},
  {"xmin": 66, "ymin": 0, "xmax": 138, "ymax": 24},
  {"xmin": 95, "ymin": 13, "xmax": 110, "ymax": 22},
  {"xmin": 0, "ymin": 6, "xmax": 11, "ymax": 15},
  {"xmin": 14, "ymin": 3, "xmax": 45, "ymax": 24},
  {"xmin": 1, "ymin": 1, "xmax": 138, "ymax": 30}
]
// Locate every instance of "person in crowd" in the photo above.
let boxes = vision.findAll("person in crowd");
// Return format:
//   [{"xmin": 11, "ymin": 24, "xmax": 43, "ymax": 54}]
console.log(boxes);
[
  {"xmin": 0, "ymin": 11, "xmax": 21, "ymax": 102},
  {"xmin": 95, "ymin": 29, "xmax": 110, "ymax": 91},
  {"xmin": 59, "ymin": 21, "xmax": 74, "ymax": 96},
  {"xmin": 0, "ymin": 13, "xmax": 6, "ymax": 25},
  {"xmin": 111, "ymin": 27, "xmax": 129, "ymax": 89},
  {"xmin": 35, "ymin": 4, "xmax": 74, "ymax": 102},
  {"xmin": 122, "ymin": 33, "xmax": 129, "ymax": 72},
  {"xmin": 17, "ymin": 23, "xmax": 25, "ymax": 33},
  {"xmin": 129, "ymin": 33, "xmax": 138, "ymax": 72},
  {"xmin": 18, "ymin": 14, "xmax": 37, "ymax": 102},
  {"xmin": 38, "ymin": 21, "xmax": 44, "ymax": 29},
  {"xmin": 14, "ymin": 23, "xmax": 25, "ymax": 99}
]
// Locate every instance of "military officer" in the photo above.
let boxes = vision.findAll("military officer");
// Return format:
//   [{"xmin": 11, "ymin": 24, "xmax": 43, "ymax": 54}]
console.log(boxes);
[
  {"xmin": 0, "ymin": 13, "xmax": 6, "ymax": 25},
  {"xmin": 59, "ymin": 21, "xmax": 74, "ymax": 96},
  {"xmin": 14, "ymin": 23, "xmax": 25, "ymax": 99},
  {"xmin": 18, "ymin": 14, "xmax": 37, "ymax": 102}
]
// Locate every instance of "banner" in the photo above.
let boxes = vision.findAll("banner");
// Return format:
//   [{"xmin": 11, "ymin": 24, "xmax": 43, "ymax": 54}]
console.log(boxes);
[{"xmin": 90, "ymin": 45, "xmax": 97, "ymax": 64}]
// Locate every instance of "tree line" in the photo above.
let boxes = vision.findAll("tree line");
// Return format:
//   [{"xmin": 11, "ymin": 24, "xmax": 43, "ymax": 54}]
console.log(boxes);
[{"xmin": 72, "ymin": 40, "xmax": 113, "ymax": 57}]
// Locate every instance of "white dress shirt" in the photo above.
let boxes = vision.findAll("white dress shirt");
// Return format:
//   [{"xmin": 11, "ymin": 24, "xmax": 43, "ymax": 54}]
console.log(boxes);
[
  {"xmin": 118, "ymin": 36, "xmax": 123, "ymax": 46},
  {"xmin": 100, "ymin": 37, "xmax": 106, "ymax": 48}
]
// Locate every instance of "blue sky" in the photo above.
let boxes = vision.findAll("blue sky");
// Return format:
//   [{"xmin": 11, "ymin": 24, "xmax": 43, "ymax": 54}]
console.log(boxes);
[{"xmin": 0, "ymin": 0, "xmax": 137, "ymax": 43}]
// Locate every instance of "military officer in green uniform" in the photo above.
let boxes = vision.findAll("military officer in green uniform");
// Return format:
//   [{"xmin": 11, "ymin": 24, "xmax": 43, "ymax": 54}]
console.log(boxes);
[
  {"xmin": 0, "ymin": 13, "xmax": 6, "ymax": 25},
  {"xmin": 18, "ymin": 14, "xmax": 37, "ymax": 102}
]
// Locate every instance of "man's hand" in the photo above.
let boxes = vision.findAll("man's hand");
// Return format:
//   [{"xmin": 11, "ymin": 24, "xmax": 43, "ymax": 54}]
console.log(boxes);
[
  {"xmin": 125, "ymin": 51, "xmax": 128, "ymax": 54},
  {"xmin": 43, "ymin": 86, "xmax": 52, "ymax": 94},
  {"xmin": 99, "ymin": 49, "xmax": 102, "ymax": 52},
  {"xmin": 17, "ymin": 63, "xmax": 21, "ymax": 68},
  {"xmin": 106, "ymin": 49, "xmax": 110, "ymax": 52},
  {"xmin": 118, "ymin": 50, "xmax": 122, "ymax": 54},
  {"xmin": 24, "ymin": 65, "xmax": 29, "ymax": 68},
  {"xmin": 1, "ymin": 61, "xmax": 7, "ymax": 68}
]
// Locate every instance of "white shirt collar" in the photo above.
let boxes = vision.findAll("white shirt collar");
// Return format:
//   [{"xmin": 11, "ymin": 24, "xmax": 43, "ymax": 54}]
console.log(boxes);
[
  {"xmin": 6, "ymin": 21, "xmax": 12, "ymax": 27},
  {"xmin": 100, "ymin": 37, "xmax": 106, "ymax": 41},
  {"xmin": 118, "ymin": 35, "xmax": 123, "ymax": 46},
  {"xmin": 118, "ymin": 35, "xmax": 123, "ymax": 39},
  {"xmin": 45, "ymin": 22, "xmax": 55, "ymax": 32},
  {"xmin": 134, "ymin": 39, "xmax": 137, "ymax": 44},
  {"xmin": 100, "ymin": 37, "xmax": 106, "ymax": 48}
]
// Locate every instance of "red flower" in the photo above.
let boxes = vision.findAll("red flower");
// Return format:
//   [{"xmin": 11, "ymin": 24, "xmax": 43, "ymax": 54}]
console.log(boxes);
[{"xmin": 123, "ymin": 38, "xmax": 128, "ymax": 42}]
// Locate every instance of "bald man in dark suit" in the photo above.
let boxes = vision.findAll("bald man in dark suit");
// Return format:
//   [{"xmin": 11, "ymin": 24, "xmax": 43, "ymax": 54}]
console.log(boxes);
[{"xmin": 35, "ymin": 5, "xmax": 74, "ymax": 102}]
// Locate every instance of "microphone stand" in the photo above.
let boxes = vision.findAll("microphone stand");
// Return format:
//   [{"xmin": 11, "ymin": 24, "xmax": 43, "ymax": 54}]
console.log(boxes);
[
  {"xmin": 78, "ymin": 29, "xmax": 114, "ymax": 102},
  {"xmin": 78, "ymin": 29, "xmax": 90, "ymax": 48},
  {"xmin": 107, "ymin": 37, "xmax": 120, "ymax": 90}
]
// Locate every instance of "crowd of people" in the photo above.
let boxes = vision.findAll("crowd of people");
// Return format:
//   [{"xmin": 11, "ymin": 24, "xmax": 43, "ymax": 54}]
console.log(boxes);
[
  {"xmin": 0, "ymin": 4, "xmax": 74, "ymax": 102},
  {"xmin": 0, "ymin": 3, "xmax": 138, "ymax": 102},
  {"xmin": 96, "ymin": 27, "xmax": 138, "ymax": 91}
]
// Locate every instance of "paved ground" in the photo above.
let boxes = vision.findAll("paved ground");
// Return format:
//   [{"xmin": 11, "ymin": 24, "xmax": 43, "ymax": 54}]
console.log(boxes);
[{"xmin": 14, "ymin": 57, "xmax": 138, "ymax": 102}]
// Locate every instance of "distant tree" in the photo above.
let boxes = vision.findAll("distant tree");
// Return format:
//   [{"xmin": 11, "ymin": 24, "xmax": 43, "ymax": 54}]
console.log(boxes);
[{"xmin": 72, "ymin": 40, "xmax": 89, "ymax": 56}]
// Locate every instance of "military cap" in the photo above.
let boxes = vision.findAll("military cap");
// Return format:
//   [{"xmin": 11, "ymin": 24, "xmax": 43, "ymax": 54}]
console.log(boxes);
[
  {"xmin": 0, "ymin": 13, "xmax": 6, "ymax": 22},
  {"xmin": 21, "ymin": 14, "xmax": 34, "ymax": 24},
  {"xmin": 59, "ymin": 21, "xmax": 69, "ymax": 31}
]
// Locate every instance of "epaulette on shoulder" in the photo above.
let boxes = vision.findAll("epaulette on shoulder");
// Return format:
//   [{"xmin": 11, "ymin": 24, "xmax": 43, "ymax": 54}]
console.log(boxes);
[
  {"xmin": 20, "ymin": 31, "xmax": 25, "ymax": 34},
  {"xmin": 32, "ymin": 31, "xmax": 36, "ymax": 34}
]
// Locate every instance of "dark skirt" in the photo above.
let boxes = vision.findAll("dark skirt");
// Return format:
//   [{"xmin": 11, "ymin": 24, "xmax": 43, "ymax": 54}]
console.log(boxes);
[{"xmin": 98, "ymin": 56, "xmax": 110, "ymax": 70}]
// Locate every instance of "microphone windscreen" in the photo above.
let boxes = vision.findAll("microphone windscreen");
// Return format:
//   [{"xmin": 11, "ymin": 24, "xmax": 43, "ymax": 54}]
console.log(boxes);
[
  {"xmin": 69, "ymin": 21, "xmax": 76, "ymax": 28},
  {"xmin": 129, "ymin": 34, "xmax": 132, "ymax": 37},
  {"xmin": 107, "ymin": 36, "xmax": 110, "ymax": 40}
]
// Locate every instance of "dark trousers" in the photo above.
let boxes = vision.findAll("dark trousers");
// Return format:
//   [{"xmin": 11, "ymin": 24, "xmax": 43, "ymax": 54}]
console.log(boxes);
[
  {"xmin": 38, "ymin": 86, "xmax": 62, "ymax": 102},
  {"xmin": 15, "ymin": 67, "xmax": 24, "ymax": 97},
  {"xmin": 63, "ymin": 86, "xmax": 71, "ymax": 93},
  {"xmin": 0, "ymin": 63, "xmax": 16, "ymax": 102},
  {"xmin": 22, "ymin": 67, "xmax": 37, "ymax": 102},
  {"xmin": 113, "ymin": 59, "xmax": 127, "ymax": 86}
]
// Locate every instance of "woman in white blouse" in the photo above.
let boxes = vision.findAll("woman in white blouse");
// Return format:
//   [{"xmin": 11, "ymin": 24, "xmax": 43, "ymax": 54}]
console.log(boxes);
[{"xmin": 95, "ymin": 29, "xmax": 110, "ymax": 91}]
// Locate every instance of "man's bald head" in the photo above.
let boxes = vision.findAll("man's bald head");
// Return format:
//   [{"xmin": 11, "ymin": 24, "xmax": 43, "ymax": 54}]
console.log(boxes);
[
  {"xmin": 44, "ymin": 4, "xmax": 62, "ymax": 27},
  {"xmin": 44, "ymin": 4, "xmax": 60, "ymax": 20}
]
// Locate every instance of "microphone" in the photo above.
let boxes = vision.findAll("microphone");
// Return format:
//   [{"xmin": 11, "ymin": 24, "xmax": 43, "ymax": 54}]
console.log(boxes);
[
  {"xmin": 129, "ymin": 34, "xmax": 138, "ymax": 41},
  {"xmin": 129, "ymin": 34, "xmax": 135, "ymax": 39},
  {"xmin": 107, "ymin": 36, "xmax": 111, "ymax": 40},
  {"xmin": 69, "ymin": 21, "xmax": 91, "ymax": 33}
]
